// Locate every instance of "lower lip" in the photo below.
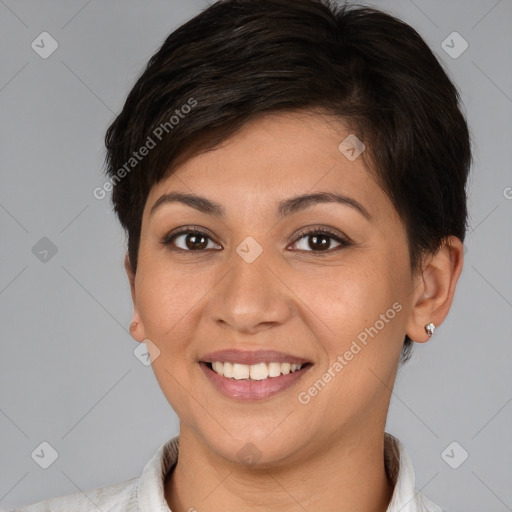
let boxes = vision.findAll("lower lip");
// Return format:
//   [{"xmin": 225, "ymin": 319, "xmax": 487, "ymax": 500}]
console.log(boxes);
[{"xmin": 199, "ymin": 362, "xmax": 312, "ymax": 401}]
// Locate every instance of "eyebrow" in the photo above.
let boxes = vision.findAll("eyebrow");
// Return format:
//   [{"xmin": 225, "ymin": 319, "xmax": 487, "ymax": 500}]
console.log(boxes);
[{"xmin": 150, "ymin": 191, "xmax": 371, "ymax": 220}]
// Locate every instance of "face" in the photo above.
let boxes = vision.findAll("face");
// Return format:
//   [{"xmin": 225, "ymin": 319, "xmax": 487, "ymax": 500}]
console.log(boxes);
[{"xmin": 129, "ymin": 111, "xmax": 418, "ymax": 465}]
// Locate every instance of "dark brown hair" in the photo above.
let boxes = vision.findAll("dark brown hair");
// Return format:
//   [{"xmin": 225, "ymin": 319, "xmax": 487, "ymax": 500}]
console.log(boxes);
[{"xmin": 104, "ymin": 0, "xmax": 471, "ymax": 363}]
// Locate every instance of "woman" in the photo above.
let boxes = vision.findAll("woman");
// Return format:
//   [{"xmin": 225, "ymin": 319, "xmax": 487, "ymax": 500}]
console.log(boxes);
[{"xmin": 13, "ymin": 0, "xmax": 470, "ymax": 510}]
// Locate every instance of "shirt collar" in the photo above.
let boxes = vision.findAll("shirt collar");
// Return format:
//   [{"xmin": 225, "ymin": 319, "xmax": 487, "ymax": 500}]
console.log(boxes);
[{"xmin": 135, "ymin": 432, "xmax": 442, "ymax": 512}]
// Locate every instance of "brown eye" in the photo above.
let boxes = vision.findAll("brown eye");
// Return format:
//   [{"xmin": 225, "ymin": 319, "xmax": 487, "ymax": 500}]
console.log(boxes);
[
  {"xmin": 180, "ymin": 232, "xmax": 209, "ymax": 250},
  {"xmin": 310, "ymin": 234, "xmax": 336, "ymax": 250},
  {"xmin": 164, "ymin": 228, "xmax": 222, "ymax": 251},
  {"xmin": 290, "ymin": 228, "xmax": 349, "ymax": 253}
]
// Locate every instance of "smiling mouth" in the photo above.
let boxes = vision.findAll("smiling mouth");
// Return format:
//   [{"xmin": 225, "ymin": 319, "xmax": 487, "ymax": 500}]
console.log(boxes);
[{"xmin": 203, "ymin": 361, "xmax": 312, "ymax": 381}]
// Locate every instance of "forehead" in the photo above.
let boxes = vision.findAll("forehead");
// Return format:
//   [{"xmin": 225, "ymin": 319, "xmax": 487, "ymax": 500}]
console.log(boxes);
[{"xmin": 145, "ymin": 111, "xmax": 392, "ymax": 222}]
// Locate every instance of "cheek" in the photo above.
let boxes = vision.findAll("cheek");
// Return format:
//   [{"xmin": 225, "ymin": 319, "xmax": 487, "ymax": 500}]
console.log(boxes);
[
  {"xmin": 134, "ymin": 261, "xmax": 211, "ymax": 412},
  {"xmin": 294, "ymin": 254, "xmax": 409, "ymax": 387},
  {"xmin": 136, "ymin": 251, "xmax": 211, "ymax": 324},
  {"xmin": 296, "ymin": 264, "xmax": 406, "ymax": 406},
  {"xmin": 299, "ymin": 259, "xmax": 402, "ymax": 333}
]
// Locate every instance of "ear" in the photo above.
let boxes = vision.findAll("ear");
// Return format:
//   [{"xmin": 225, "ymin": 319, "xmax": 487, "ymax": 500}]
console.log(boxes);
[
  {"xmin": 405, "ymin": 236, "xmax": 464, "ymax": 343},
  {"xmin": 124, "ymin": 253, "xmax": 146, "ymax": 343}
]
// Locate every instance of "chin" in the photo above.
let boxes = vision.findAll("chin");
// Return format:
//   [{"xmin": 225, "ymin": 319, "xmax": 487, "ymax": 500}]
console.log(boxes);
[{"xmin": 198, "ymin": 425, "xmax": 311, "ymax": 468}]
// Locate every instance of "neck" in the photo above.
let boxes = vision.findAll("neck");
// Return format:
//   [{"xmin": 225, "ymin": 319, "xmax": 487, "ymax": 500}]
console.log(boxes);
[{"xmin": 165, "ymin": 425, "xmax": 394, "ymax": 512}]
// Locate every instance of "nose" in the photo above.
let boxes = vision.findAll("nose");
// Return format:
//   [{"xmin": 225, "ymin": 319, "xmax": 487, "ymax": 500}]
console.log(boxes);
[{"xmin": 207, "ymin": 242, "xmax": 294, "ymax": 335}]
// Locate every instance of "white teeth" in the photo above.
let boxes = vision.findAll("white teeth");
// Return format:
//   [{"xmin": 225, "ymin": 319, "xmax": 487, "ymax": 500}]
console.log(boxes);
[
  {"xmin": 223, "ymin": 362, "xmax": 234, "ymax": 378},
  {"xmin": 209, "ymin": 361, "xmax": 305, "ymax": 380},
  {"xmin": 233, "ymin": 363, "xmax": 249, "ymax": 379},
  {"xmin": 212, "ymin": 361, "xmax": 224, "ymax": 376},
  {"xmin": 268, "ymin": 362, "xmax": 281, "ymax": 378},
  {"xmin": 249, "ymin": 363, "xmax": 268, "ymax": 380}
]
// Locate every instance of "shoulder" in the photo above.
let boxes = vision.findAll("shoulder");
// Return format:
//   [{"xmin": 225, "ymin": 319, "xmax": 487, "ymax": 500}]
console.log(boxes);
[
  {"xmin": 415, "ymin": 491, "xmax": 448, "ymax": 512},
  {"xmin": 414, "ymin": 491, "xmax": 450, "ymax": 512},
  {"xmin": 8, "ymin": 477, "xmax": 138, "ymax": 512},
  {"xmin": 9, "ymin": 436, "xmax": 180, "ymax": 512}
]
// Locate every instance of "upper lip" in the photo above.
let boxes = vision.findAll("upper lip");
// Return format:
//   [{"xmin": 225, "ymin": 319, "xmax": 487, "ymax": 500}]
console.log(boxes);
[{"xmin": 200, "ymin": 349, "xmax": 312, "ymax": 366}]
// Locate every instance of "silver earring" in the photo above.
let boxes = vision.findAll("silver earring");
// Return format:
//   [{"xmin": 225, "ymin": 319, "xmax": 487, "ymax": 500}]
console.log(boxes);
[{"xmin": 425, "ymin": 322, "xmax": 436, "ymax": 336}]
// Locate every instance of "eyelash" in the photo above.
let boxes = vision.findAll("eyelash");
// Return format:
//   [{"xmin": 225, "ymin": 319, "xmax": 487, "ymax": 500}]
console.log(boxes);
[{"xmin": 161, "ymin": 226, "xmax": 351, "ymax": 254}]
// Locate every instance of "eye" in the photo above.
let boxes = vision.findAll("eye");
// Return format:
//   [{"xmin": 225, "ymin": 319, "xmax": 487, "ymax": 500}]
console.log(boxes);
[
  {"xmin": 162, "ymin": 227, "xmax": 222, "ymax": 251},
  {"xmin": 290, "ymin": 227, "xmax": 350, "ymax": 253},
  {"xmin": 162, "ymin": 226, "xmax": 351, "ymax": 253}
]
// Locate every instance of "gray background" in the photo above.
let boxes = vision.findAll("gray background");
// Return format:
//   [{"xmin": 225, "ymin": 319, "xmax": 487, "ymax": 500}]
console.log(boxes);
[{"xmin": 0, "ymin": 0, "xmax": 511, "ymax": 510}]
